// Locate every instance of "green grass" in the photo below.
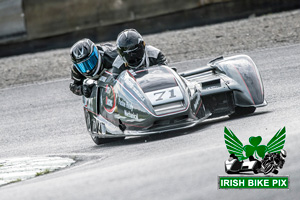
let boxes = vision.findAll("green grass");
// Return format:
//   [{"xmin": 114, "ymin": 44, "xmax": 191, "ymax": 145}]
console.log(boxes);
[
  {"xmin": 9, "ymin": 179, "xmax": 21, "ymax": 184},
  {"xmin": 35, "ymin": 169, "xmax": 51, "ymax": 176},
  {"xmin": 0, "ymin": 164, "xmax": 3, "ymax": 167}
]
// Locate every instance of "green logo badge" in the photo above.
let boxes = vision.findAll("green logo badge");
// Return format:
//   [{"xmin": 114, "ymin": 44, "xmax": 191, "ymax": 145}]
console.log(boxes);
[
  {"xmin": 224, "ymin": 127, "xmax": 286, "ymax": 161},
  {"xmin": 219, "ymin": 127, "xmax": 289, "ymax": 189}
]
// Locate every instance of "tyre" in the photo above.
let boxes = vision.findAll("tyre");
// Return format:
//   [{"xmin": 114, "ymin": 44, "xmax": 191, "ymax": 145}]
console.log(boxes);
[
  {"xmin": 264, "ymin": 163, "xmax": 275, "ymax": 175},
  {"xmin": 84, "ymin": 109, "xmax": 92, "ymax": 132},
  {"xmin": 86, "ymin": 109, "xmax": 125, "ymax": 145},
  {"xmin": 253, "ymin": 162, "xmax": 259, "ymax": 174},
  {"xmin": 229, "ymin": 106, "xmax": 256, "ymax": 118}
]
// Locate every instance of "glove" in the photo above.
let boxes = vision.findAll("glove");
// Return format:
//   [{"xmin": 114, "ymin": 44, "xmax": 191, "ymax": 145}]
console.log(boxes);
[
  {"xmin": 69, "ymin": 83, "xmax": 83, "ymax": 96},
  {"xmin": 82, "ymin": 82, "xmax": 95, "ymax": 98}
]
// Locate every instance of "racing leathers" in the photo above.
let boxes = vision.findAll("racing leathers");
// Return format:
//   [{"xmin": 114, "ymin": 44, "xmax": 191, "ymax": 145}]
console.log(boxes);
[
  {"xmin": 261, "ymin": 152, "xmax": 285, "ymax": 174},
  {"xmin": 112, "ymin": 45, "xmax": 167, "ymax": 79},
  {"xmin": 70, "ymin": 43, "xmax": 118, "ymax": 96}
]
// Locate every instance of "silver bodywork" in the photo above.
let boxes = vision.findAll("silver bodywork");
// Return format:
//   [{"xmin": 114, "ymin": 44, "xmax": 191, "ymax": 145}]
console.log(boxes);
[{"xmin": 82, "ymin": 55, "xmax": 267, "ymax": 139}]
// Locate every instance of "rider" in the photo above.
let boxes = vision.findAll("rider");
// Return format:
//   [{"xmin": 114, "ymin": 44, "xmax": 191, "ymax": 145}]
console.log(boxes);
[
  {"xmin": 69, "ymin": 38, "xmax": 118, "ymax": 97},
  {"xmin": 112, "ymin": 29, "xmax": 168, "ymax": 78},
  {"xmin": 261, "ymin": 149, "xmax": 287, "ymax": 174}
]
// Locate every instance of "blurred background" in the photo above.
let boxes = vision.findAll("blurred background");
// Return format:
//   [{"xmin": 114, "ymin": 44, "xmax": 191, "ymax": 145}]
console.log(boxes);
[{"xmin": 1, "ymin": 0, "xmax": 300, "ymax": 58}]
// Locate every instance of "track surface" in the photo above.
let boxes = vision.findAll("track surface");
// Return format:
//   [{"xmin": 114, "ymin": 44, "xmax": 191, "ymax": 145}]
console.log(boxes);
[{"xmin": 0, "ymin": 44, "xmax": 300, "ymax": 199}]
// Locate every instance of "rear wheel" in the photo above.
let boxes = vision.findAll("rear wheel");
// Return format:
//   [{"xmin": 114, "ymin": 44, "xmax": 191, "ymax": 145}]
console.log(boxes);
[{"xmin": 229, "ymin": 106, "xmax": 256, "ymax": 118}]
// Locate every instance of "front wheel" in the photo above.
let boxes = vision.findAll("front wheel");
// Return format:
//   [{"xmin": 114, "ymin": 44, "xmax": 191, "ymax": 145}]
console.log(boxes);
[
  {"xmin": 91, "ymin": 135, "xmax": 125, "ymax": 145},
  {"xmin": 229, "ymin": 106, "xmax": 256, "ymax": 118}
]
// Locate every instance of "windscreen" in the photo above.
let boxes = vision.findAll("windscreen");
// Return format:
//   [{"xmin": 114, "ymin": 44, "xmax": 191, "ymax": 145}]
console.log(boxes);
[{"xmin": 133, "ymin": 66, "xmax": 178, "ymax": 93}]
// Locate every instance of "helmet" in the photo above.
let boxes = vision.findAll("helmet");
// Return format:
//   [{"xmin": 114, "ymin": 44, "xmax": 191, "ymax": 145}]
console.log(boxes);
[
  {"xmin": 70, "ymin": 38, "xmax": 102, "ymax": 76},
  {"xmin": 280, "ymin": 149, "xmax": 287, "ymax": 159},
  {"xmin": 116, "ymin": 29, "xmax": 145, "ymax": 68}
]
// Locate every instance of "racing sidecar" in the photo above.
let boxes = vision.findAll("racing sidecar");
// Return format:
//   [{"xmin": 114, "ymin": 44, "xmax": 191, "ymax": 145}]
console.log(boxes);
[
  {"xmin": 82, "ymin": 55, "xmax": 267, "ymax": 144},
  {"xmin": 225, "ymin": 154, "xmax": 261, "ymax": 174}
]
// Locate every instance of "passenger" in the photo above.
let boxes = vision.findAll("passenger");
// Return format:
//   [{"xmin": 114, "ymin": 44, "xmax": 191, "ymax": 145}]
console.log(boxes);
[{"xmin": 112, "ymin": 29, "xmax": 168, "ymax": 78}]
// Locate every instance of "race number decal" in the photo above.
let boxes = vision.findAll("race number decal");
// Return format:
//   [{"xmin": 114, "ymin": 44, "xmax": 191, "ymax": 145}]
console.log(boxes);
[{"xmin": 146, "ymin": 87, "xmax": 183, "ymax": 106}]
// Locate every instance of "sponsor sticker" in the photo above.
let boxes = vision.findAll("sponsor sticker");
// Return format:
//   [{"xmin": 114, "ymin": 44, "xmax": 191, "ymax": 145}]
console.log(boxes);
[
  {"xmin": 102, "ymin": 84, "xmax": 116, "ymax": 113},
  {"xmin": 118, "ymin": 97, "xmax": 134, "ymax": 111},
  {"xmin": 124, "ymin": 110, "xmax": 139, "ymax": 120}
]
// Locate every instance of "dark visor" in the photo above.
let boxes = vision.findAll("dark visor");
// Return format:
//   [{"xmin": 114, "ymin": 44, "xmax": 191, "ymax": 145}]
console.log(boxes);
[{"xmin": 120, "ymin": 45, "xmax": 144, "ymax": 67}]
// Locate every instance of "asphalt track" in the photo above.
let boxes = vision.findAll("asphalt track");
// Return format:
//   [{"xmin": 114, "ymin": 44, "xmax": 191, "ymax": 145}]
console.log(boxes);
[{"xmin": 0, "ymin": 44, "xmax": 300, "ymax": 199}]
